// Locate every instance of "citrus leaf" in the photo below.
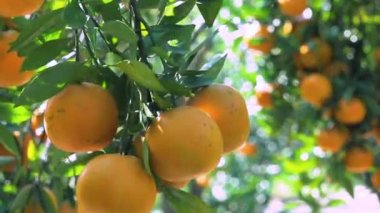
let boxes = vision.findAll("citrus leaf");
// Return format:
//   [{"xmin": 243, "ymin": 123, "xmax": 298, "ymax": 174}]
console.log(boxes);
[
  {"xmin": 110, "ymin": 60, "xmax": 167, "ymax": 92},
  {"xmin": 10, "ymin": 184, "xmax": 33, "ymax": 212},
  {"xmin": 0, "ymin": 124, "xmax": 19, "ymax": 156},
  {"xmin": 163, "ymin": 187, "xmax": 216, "ymax": 213},
  {"xmin": 38, "ymin": 186, "xmax": 57, "ymax": 213},
  {"xmin": 102, "ymin": 20, "xmax": 138, "ymax": 43},
  {"xmin": 0, "ymin": 103, "xmax": 31, "ymax": 124},
  {"xmin": 0, "ymin": 156, "xmax": 15, "ymax": 167},
  {"xmin": 196, "ymin": 0, "xmax": 223, "ymax": 27},
  {"xmin": 64, "ymin": 0, "xmax": 87, "ymax": 29},
  {"xmin": 142, "ymin": 139, "xmax": 153, "ymax": 176},
  {"xmin": 161, "ymin": 0, "xmax": 196, "ymax": 24}
]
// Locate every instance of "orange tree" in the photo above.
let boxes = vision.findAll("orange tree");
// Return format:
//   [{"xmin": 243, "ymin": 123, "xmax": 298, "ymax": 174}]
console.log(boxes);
[
  {"xmin": 193, "ymin": 0, "xmax": 380, "ymax": 212},
  {"xmin": 0, "ymin": 0, "xmax": 252, "ymax": 212}
]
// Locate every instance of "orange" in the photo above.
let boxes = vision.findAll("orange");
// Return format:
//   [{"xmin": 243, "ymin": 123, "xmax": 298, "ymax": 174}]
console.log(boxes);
[
  {"xmin": 298, "ymin": 38, "xmax": 333, "ymax": 69},
  {"xmin": 24, "ymin": 186, "xmax": 58, "ymax": 213},
  {"xmin": 371, "ymin": 170, "xmax": 380, "ymax": 190},
  {"xmin": 334, "ymin": 98, "xmax": 366, "ymax": 125},
  {"xmin": 300, "ymin": 73, "xmax": 332, "ymax": 107},
  {"xmin": 238, "ymin": 143, "xmax": 257, "ymax": 156},
  {"xmin": 133, "ymin": 135, "xmax": 144, "ymax": 160},
  {"xmin": 278, "ymin": 0, "xmax": 307, "ymax": 16},
  {"xmin": 244, "ymin": 25, "xmax": 274, "ymax": 54},
  {"xmin": 344, "ymin": 147, "xmax": 374, "ymax": 173},
  {"xmin": 317, "ymin": 128, "xmax": 348, "ymax": 152},
  {"xmin": 324, "ymin": 61, "xmax": 349, "ymax": 77},
  {"xmin": 58, "ymin": 201, "xmax": 76, "ymax": 213},
  {"xmin": 76, "ymin": 154, "xmax": 156, "ymax": 213},
  {"xmin": 195, "ymin": 175, "xmax": 210, "ymax": 188},
  {"xmin": 146, "ymin": 106, "xmax": 223, "ymax": 182},
  {"xmin": 0, "ymin": 31, "xmax": 35, "ymax": 88},
  {"xmin": 188, "ymin": 84, "xmax": 250, "ymax": 153},
  {"xmin": 256, "ymin": 91, "xmax": 273, "ymax": 108},
  {"xmin": 0, "ymin": 0, "xmax": 44, "ymax": 17},
  {"xmin": 162, "ymin": 179, "xmax": 190, "ymax": 189},
  {"xmin": 44, "ymin": 82, "xmax": 118, "ymax": 152}
]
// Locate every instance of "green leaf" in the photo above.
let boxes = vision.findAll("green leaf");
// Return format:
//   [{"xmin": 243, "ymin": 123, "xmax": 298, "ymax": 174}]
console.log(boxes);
[
  {"xmin": 0, "ymin": 124, "xmax": 19, "ymax": 156},
  {"xmin": 180, "ymin": 54, "xmax": 227, "ymax": 88},
  {"xmin": 39, "ymin": 186, "xmax": 57, "ymax": 213},
  {"xmin": 196, "ymin": 0, "xmax": 223, "ymax": 27},
  {"xmin": 0, "ymin": 103, "xmax": 31, "ymax": 124},
  {"xmin": 138, "ymin": 0, "xmax": 164, "ymax": 9},
  {"xmin": 22, "ymin": 38, "xmax": 73, "ymax": 71},
  {"xmin": 11, "ymin": 10, "xmax": 65, "ymax": 52},
  {"xmin": 326, "ymin": 199, "xmax": 345, "ymax": 207},
  {"xmin": 142, "ymin": 139, "xmax": 153, "ymax": 176},
  {"xmin": 15, "ymin": 62, "xmax": 93, "ymax": 106},
  {"xmin": 341, "ymin": 176, "xmax": 355, "ymax": 198},
  {"xmin": 102, "ymin": 20, "xmax": 138, "ymax": 44},
  {"xmin": 161, "ymin": 0, "xmax": 196, "ymax": 24},
  {"xmin": 64, "ymin": 0, "xmax": 87, "ymax": 29},
  {"xmin": 0, "ymin": 156, "xmax": 15, "ymax": 167},
  {"xmin": 163, "ymin": 187, "xmax": 216, "ymax": 213},
  {"xmin": 110, "ymin": 60, "xmax": 167, "ymax": 92},
  {"xmin": 10, "ymin": 184, "xmax": 33, "ymax": 212}
]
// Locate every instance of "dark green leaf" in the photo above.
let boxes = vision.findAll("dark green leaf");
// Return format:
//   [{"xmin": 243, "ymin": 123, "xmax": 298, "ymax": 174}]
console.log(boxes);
[
  {"xmin": 39, "ymin": 186, "xmax": 57, "ymax": 213},
  {"xmin": 164, "ymin": 187, "xmax": 216, "ymax": 213},
  {"xmin": 102, "ymin": 20, "xmax": 138, "ymax": 43},
  {"xmin": 0, "ymin": 124, "xmax": 19, "ymax": 156},
  {"xmin": 196, "ymin": 0, "xmax": 223, "ymax": 27},
  {"xmin": 142, "ymin": 138, "xmax": 153, "ymax": 176},
  {"xmin": 10, "ymin": 184, "xmax": 33, "ymax": 212},
  {"xmin": 110, "ymin": 60, "xmax": 167, "ymax": 92},
  {"xmin": 0, "ymin": 156, "xmax": 15, "ymax": 167},
  {"xmin": 15, "ymin": 62, "xmax": 93, "ymax": 106},
  {"xmin": 138, "ymin": 0, "xmax": 164, "ymax": 9},
  {"xmin": 161, "ymin": 0, "xmax": 196, "ymax": 24},
  {"xmin": 64, "ymin": 0, "xmax": 87, "ymax": 29},
  {"xmin": 22, "ymin": 38, "xmax": 73, "ymax": 71}
]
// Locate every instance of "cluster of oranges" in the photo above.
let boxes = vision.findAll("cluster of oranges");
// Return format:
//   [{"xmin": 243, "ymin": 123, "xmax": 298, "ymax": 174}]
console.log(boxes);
[
  {"xmin": 14, "ymin": 82, "xmax": 248, "ymax": 212},
  {"xmin": 244, "ymin": 0, "xmax": 380, "ymax": 190}
]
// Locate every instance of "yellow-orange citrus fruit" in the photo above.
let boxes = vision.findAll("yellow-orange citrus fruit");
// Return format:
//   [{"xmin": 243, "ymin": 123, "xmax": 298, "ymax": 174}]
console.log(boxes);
[
  {"xmin": 278, "ymin": 0, "xmax": 307, "ymax": 16},
  {"xmin": 146, "ymin": 106, "xmax": 223, "ymax": 182},
  {"xmin": 334, "ymin": 98, "xmax": 366, "ymax": 125},
  {"xmin": 238, "ymin": 143, "xmax": 257, "ymax": 156},
  {"xmin": 162, "ymin": 179, "xmax": 190, "ymax": 189},
  {"xmin": 44, "ymin": 83, "xmax": 118, "ymax": 152},
  {"xmin": 324, "ymin": 61, "xmax": 349, "ymax": 77},
  {"xmin": 0, "ymin": 31, "xmax": 35, "ymax": 88},
  {"xmin": 256, "ymin": 91, "xmax": 273, "ymax": 108},
  {"xmin": 195, "ymin": 175, "xmax": 210, "ymax": 188},
  {"xmin": 300, "ymin": 73, "xmax": 332, "ymax": 107},
  {"xmin": 24, "ymin": 186, "xmax": 58, "ymax": 213},
  {"xmin": 0, "ymin": 0, "xmax": 44, "ymax": 17},
  {"xmin": 344, "ymin": 147, "xmax": 374, "ymax": 173},
  {"xmin": 76, "ymin": 154, "xmax": 156, "ymax": 213},
  {"xmin": 188, "ymin": 84, "xmax": 250, "ymax": 153},
  {"xmin": 371, "ymin": 170, "xmax": 380, "ymax": 190},
  {"xmin": 298, "ymin": 38, "xmax": 332, "ymax": 69},
  {"xmin": 317, "ymin": 128, "xmax": 348, "ymax": 152},
  {"xmin": 244, "ymin": 25, "xmax": 274, "ymax": 54},
  {"xmin": 58, "ymin": 201, "xmax": 76, "ymax": 213}
]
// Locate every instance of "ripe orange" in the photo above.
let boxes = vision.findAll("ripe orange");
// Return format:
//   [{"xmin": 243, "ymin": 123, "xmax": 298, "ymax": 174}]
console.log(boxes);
[
  {"xmin": 238, "ymin": 143, "xmax": 257, "ymax": 156},
  {"xmin": 0, "ymin": 31, "xmax": 35, "ymax": 88},
  {"xmin": 24, "ymin": 186, "xmax": 58, "ymax": 213},
  {"xmin": 317, "ymin": 128, "xmax": 348, "ymax": 152},
  {"xmin": 132, "ymin": 135, "xmax": 144, "ymax": 160},
  {"xmin": 344, "ymin": 147, "xmax": 374, "ymax": 173},
  {"xmin": 324, "ymin": 61, "xmax": 349, "ymax": 77},
  {"xmin": 195, "ymin": 174, "xmax": 210, "ymax": 188},
  {"xmin": 76, "ymin": 154, "xmax": 156, "ymax": 213},
  {"xmin": 371, "ymin": 170, "xmax": 380, "ymax": 190},
  {"xmin": 278, "ymin": 0, "xmax": 307, "ymax": 16},
  {"xmin": 298, "ymin": 38, "xmax": 333, "ymax": 69},
  {"xmin": 0, "ymin": 0, "xmax": 44, "ymax": 17},
  {"xmin": 244, "ymin": 25, "xmax": 274, "ymax": 54},
  {"xmin": 334, "ymin": 98, "xmax": 366, "ymax": 125},
  {"xmin": 300, "ymin": 73, "xmax": 332, "ymax": 107},
  {"xmin": 44, "ymin": 82, "xmax": 118, "ymax": 152},
  {"xmin": 162, "ymin": 179, "xmax": 190, "ymax": 189},
  {"xmin": 188, "ymin": 84, "xmax": 250, "ymax": 153},
  {"xmin": 256, "ymin": 91, "xmax": 273, "ymax": 108},
  {"xmin": 146, "ymin": 106, "xmax": 223, "ymax": 182}
]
